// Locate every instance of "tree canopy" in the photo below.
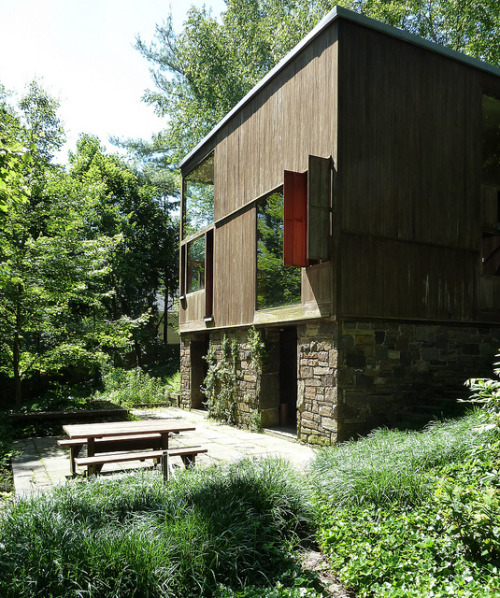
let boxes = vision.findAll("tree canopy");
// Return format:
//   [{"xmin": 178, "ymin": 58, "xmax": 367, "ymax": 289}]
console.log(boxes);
[
  {"xmin": 0, "ymin": 83, "xmax": 178, "ymax": 406},
  {"xmin": 137, "ymin": 0, "xmax": 500, "ymax": 169}
]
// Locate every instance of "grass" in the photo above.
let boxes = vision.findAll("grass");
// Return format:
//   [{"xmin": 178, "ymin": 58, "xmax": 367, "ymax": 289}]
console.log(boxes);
[
  {"xmin": 0, "ymin": 458, "xmax": 323, "ymax": 598},
  {"xmin": 311, "ymin": 410, "xmax": 500, "ymax": 597},
  {"xmin": 2, "ymin": 371, "xmax": 500, "ymax": 596},
  {"xmin": 310, "ymin": 409, "xmax": 491, "ymax": 508}
]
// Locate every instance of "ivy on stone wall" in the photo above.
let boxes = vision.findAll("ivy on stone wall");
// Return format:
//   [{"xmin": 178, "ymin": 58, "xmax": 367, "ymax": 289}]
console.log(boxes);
[{"xmin": 202, "ymin": 335, "xmax": 239, "ymax": 424}]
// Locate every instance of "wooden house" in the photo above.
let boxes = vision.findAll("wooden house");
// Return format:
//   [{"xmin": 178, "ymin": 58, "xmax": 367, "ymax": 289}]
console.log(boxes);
[{"xmin": 178, "ymin": 6, "xmax": 500, "ymax": 444}]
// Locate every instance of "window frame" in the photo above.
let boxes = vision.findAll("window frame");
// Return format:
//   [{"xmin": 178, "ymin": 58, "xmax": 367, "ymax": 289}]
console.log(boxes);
[{"xmin": 255, "ymin": 186, "xmax": 302, "ymax": 311}]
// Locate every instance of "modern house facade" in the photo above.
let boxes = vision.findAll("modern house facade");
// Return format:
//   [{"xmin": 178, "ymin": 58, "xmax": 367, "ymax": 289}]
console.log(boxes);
[{"xmin": 178, "ymin": 6, "xmax": 500, "ymax": 444}]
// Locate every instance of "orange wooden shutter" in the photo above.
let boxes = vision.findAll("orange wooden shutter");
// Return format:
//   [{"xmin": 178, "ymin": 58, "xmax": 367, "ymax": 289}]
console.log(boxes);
[{"xmin": 284, "ymin": 170, "xmax": 308, "ymax": 266}]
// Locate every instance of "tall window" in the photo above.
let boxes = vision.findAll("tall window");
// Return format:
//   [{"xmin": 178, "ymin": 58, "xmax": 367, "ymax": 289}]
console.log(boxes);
[
  {"xmin": 257, "ymin": 189, "xmax": 301, "ymax": 310},
  {"xmin": 183, "ymin": 154, "xmax": 214, "ymax": 237},
  {"xmin": 187, "ymin": 236, "xmax": 205, "ymax": 293}
]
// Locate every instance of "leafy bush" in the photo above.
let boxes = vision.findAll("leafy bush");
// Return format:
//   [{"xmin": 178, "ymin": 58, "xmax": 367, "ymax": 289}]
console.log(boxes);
[
  {"xmin": 95, "ymin": 367, "xmax": 171, "ymax": 407},
  {"xmin": 0, "ymin": 458, "xmax": 319, "ymax": 598},
  {"xmin": 312, "ymin": 411, "xmax": 500, "ymax": 596},
  {"xmin": 465, "ymin": 352, "xmax": 500, "ymax": 430}
]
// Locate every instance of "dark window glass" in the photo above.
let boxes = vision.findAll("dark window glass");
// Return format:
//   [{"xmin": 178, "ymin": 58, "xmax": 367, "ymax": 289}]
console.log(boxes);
[
  {"xmin": 257, "ymin": 189, "xmax": 301, "ymax": 309},
  {"xmin": 184, "ymin": 154, "xmax": 214, "ymax": 237}
]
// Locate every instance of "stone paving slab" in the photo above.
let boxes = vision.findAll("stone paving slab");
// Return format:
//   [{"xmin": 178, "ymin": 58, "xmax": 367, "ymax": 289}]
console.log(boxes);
[{"xmin": 12, "ymin": 407, "xmax": 317, "ymax": 496}]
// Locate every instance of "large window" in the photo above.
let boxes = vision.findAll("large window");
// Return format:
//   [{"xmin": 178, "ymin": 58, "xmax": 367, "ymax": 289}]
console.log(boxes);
[
  {"xmin": 183, "ymin": 154, "xmax": 214, "ymax": 237},
  {"xmin": 257, "ymin": 189, "xmax": 301, "ymax": 310},
  {"xmin": 187, "ymin": 236, "xmax": 205, "ymax": 293}
]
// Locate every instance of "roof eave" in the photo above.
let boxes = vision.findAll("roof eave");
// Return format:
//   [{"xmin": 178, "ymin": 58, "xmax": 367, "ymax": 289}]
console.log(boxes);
[{"xmin": 180, "ymin": 5, "xmax": 500, "ymax": 171}]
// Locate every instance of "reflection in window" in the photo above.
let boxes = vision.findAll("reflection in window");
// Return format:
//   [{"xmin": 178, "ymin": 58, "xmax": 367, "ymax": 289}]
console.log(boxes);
[
  {"xmin": 257, "ymin": 190, "xmax": 301, "ymax": 310},
  {"xmin": 184, "ymin": 154, "xmax": 214, "ymax": 237},
  {"xmin": 187, "ymin": 236, "xmax": 205, "ymax": 293}
]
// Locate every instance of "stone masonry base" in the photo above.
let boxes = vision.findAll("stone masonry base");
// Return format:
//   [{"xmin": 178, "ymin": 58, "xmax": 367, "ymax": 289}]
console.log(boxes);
[{"xmin": 180, "ymin": 319, "xmax": 500, "ymax": 446}]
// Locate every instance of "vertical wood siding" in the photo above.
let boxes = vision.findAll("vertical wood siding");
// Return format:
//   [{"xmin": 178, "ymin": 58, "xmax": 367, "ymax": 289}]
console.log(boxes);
[
  {"xmin": 337, "ymin": 20, "xmax": 485, "ymax": 321},
  {"xmin": 209, "ymin": 23, "xmax": 339, "ymax": 328}
]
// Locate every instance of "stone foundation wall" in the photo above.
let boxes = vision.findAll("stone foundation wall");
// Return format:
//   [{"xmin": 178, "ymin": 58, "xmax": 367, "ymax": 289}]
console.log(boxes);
[
  {"xmin": 180, "ymin": 329, "xmax": 262, "ymax": 429},
  {"xmin": 179, "ymin": 337, "xmax": 191, "ymax": 409},
  {"xmin": 180, "ymin": 319, "xmax": 500, "ymax": 446},
  {"xmin": 207, "ymin": 329, "xmax": 261, "ymax": 428},
  {"xmin": 338, "ymin": 320, "xmax": 500, "ymax": 439},
  {"xmin": 297, "ymin": 321, "xmax": 339, "ymax": 445}
]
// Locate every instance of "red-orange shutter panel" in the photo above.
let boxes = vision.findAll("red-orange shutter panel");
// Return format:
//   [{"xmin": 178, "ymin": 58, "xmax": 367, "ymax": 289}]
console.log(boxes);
[{"xmin": 283, "ymin": 170, "xmax": 308, "ymax": 267}]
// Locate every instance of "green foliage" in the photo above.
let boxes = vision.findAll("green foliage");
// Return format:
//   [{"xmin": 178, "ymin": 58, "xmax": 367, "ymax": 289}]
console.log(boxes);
[
  {"xmin": 94, "ymin": 367, "xmax": 172, "ymax": 407},
  {"xmin": 257, "ymin": 192, "xmax": 301, "ymax": 310},
  {"xmin": 313, "ymin": 410, "xmax": 500, "ymax": 596},
  {"xmin": 69, "ymin": 135, "xmax": 178, "ymax": 365},
  {"xmin": 0, "ymin": 86, "xmax": 178, "ymax": 406},
  {"xmin": 311, "ymin": 412, "xmax": 492, "ymax": 508},
  {"xmin": 0, "ymin": 458, "xmax": 315, "ymax": 597},
  {"xmin": 0, "ymin": 85, "xmax": 139, "ymax": 407},
  {"xmin": 464, "ymin": 352, "xmax": 500, "ymax": 430},
  {"xmin": 203, "ymin": 335, "xmax": 240, "ymax": 424}
]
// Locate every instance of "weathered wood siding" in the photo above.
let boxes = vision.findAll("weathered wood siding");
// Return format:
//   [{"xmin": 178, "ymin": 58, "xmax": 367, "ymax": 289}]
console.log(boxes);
[
  {"xmin": 196, "ymin": 23, "xmax": 340, "ymax": 329},
  {"xmin": 214, "ymin": 208, "xmax": 256, "ymax": 326},
  {"xmin": 213, "ymin": 25, "xmax": 339, "ymax": 216},
  {"xmin": 337, "ymin": 20, "xmax": 484, "ymax": 322}
]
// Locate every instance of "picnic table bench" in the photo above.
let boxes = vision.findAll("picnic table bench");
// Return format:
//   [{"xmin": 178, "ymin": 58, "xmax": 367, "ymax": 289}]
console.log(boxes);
[
  {"xmin": 58, "ymin": 432, "xmax": 164, "ymax": 476},
  {"xmin": 60, "ymin": 420, "xmax": 205, "ymax": 481},
  {"xmin": 74, "ymin": 446, "xmax": 208, "ymax": 480}
]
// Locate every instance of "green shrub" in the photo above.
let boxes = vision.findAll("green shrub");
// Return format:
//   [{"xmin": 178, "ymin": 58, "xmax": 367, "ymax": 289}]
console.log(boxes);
[
  {"xmin": 312, "ymin": 407, "xmax": 500, "ymax": 596},
  {"xmin": 310, "ymin": 411, "xmax": 492, "ymax": 508},
  {"xmin": 465, "ymin": 353, "xmax": 500, "ymax": 431},
  {"xmin": 0, "ymin": 459, "xmax": 317, "ymax": 597},
  {"xmin": 96, "ymin": 367, "xmax": 170, "ymax": 407}
]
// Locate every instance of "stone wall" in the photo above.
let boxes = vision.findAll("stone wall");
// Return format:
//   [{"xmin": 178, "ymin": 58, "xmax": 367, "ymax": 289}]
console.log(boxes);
[
  {"xmin": 180, "ymin": 319, "xmax": 500, "ymax": 446},
  {"xmin": 297, "ymin": 320, "xmax": 339, "ymax": 445},
  {"xmin": 337, "ymin": 320, "xmax": 500, "ymax": 439},
  {"xmin": 180, "ymin": 329, "xmax": 262, "ymax": 428}
]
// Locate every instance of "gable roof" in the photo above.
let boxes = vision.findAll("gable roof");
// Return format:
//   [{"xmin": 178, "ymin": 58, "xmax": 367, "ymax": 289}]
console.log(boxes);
[{"xmin": 180, "ymin": 5, "xmax": 500, "ymax": 170}]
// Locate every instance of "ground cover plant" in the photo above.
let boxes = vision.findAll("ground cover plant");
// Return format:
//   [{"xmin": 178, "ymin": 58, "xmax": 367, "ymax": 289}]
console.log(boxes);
[
  {"xmin": 0, "ymin": 458, "xmax": 326, "ymax": 598},
  {"xmin": 311, "ymin": 409, "xmax": 500, "ymax": 597}
]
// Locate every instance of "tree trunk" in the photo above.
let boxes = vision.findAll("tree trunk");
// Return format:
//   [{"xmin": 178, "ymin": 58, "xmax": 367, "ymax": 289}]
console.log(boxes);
[{"xmin": 13, "ymin": 323, "xmax": 22, "ymax": 409}]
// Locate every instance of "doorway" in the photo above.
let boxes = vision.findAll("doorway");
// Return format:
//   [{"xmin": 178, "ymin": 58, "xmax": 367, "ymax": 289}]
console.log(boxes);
[
  {"xmin": 190, "ymin": 336, "xmax": 209, "ymax": 409},
  {"xmin": 279, "ymin": 327, "xmax": 297, "ymax": 429}
]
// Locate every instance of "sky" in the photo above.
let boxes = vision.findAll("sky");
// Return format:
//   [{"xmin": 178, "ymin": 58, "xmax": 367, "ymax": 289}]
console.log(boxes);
[{"xmin": 0, "ymin": 0, "xmax": 227, "ymax": 160}]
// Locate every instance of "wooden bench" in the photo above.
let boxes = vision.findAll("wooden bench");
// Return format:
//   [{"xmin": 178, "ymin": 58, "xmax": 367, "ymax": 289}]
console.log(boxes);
[
  {"xmin": 58, "ymin": 433, "xmax": 163, "ymax": 476},
  {"xmin": 74, "ymin": 446, "xmax": 208, "ymax": 480}
]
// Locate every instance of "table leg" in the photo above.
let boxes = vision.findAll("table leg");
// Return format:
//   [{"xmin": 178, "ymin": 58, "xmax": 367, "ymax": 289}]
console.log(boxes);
[
  {"xmin": 161, "ymin": 433, "xmax": 169, "ymax": 451},
  {"xmin": 87, "ymin": 437, "xmax": 95, "ymax": 458}
]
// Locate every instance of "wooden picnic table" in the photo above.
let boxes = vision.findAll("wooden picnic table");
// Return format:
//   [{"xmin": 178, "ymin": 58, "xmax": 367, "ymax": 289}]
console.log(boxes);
[{"xmin": 63, "ymin": 419, "xmax": 196, "ymax": 459}]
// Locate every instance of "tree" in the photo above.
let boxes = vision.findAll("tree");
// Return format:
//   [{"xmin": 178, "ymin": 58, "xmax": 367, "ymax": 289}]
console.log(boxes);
[
  {"xmin": 69, "ymin": 135, "xmax": 178, "ymax": 365},
  {"xmin": 138, "ymin": 0, "xmax": 500, "ymax": 167},
  {"xmin": 0, "ymin": 85, "xmax": 135, "ymax": 407}
]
